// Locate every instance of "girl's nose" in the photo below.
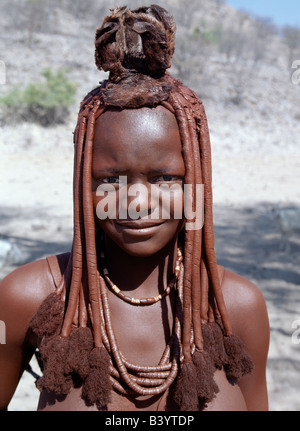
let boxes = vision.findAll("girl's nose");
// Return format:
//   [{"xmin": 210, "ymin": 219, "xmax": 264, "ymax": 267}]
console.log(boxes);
[{"xmin": 119, "ymin": 182, "xmax": 153, "ymax": 219}]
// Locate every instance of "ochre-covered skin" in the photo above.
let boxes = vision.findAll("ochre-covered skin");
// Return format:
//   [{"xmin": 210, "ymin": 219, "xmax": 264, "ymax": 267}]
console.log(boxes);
[
  {"xmin": 0, "ymin": 253, "xmax": 269, "ymax": 410},
  {"xmin": 0, "ymin": 5, "xmax": 269, "ymax": 411}
]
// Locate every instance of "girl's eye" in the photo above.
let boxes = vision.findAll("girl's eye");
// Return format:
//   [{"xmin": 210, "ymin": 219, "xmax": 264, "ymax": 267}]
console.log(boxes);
[
  {"xmin": 152, "ymin": 175, "xmax": 183, "ymax": 183},
  {"xmin": 100, "ymin": 177, "xmax": 120, "ymax": 184}
]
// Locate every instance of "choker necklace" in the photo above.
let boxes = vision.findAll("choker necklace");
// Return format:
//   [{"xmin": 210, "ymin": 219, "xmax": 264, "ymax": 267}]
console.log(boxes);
[{"xmin": 100, "ymin": 248, "xmax": 183, "ymax": 306}]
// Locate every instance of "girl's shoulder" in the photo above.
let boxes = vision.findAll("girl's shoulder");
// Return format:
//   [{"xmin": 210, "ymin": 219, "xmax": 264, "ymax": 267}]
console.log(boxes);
[
  {"xmin": 220, "ymin": 269, "xmax": 270, "ymax": 410},
  {"xmin": 0, "ymin": 253, "xmax": 70, "ymax": 342},
  {"xmin": 221, "ymin": 268, "xmax": 268, "ymax": 328},
  {"xmin": 221, "ymin": 270, "xmax": 270, "ymax": 371}
]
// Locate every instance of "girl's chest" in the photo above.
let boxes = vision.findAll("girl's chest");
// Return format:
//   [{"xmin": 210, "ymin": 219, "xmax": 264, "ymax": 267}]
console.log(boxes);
[
  {"xmin": 38, "ymin": 368, "xmax": 247, "ymax": 411},
  {"xmin": 106, "ymin": 291, "xmax": 176, "ymax": 366}
]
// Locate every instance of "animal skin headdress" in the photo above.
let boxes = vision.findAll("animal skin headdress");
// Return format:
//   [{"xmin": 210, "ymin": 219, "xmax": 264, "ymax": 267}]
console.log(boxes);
[{"xmin": 30, "ymin": 5, "xmax": 253, "ymax": 411}]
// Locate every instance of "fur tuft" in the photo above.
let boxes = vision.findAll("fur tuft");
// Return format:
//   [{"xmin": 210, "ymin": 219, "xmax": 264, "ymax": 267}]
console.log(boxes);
[
  {"xmin": 37, "ymin": 335, "xmax": 72, "ymax": 395},
  {"xmin": 67, "ymin": 327, "xmax": 94, "ymax": 379},
  {"xmin": 173, "ymin": 361, "xmax": 199, "ymax": 411},
  {"xmin": 192, "ymin": 349, "xmax": 219, "ymax": 405},
  {"xmin": 30, "ymin": 292, "xmax": 64, "ymax": 338},
  {"xmin": 202, "ymin": 321, "xmax": 227, "ymax": 369},
  {"xmin": 81, "ymin": 347, "xmax": 112, "ymax": 409},
  {"xmin": 223, "ymin": 334, "xmax": 254, "ymax": 381}
]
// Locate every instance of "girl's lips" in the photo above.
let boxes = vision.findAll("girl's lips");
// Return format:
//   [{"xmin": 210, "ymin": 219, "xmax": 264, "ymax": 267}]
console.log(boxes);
[
  {"xmin": 115, "ymin": 220, "xmax": 165, "ymax": 229},
  {"xmin": 115, "ymin": 220, "xmax": 165, "ymax": 235}
]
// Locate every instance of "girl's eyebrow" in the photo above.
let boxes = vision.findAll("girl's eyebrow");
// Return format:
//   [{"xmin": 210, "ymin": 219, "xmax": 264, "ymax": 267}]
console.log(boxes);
[
  {"xmin": 94, "ymin": 167, "xmax": 184, "ymax": 175},
  {"xmin": 149, "ymin": 169, "xmax": 181, "ymax": 176},
  {"xmin": 94, "ymin": 167, "xmax": 127, "ymax": 175},
  {"xmin": 150, "ymin": 168, "xmax": 170, "ymax": 173},
  {"xmin": 149, "ymin": 167, "xmax": 185, "ymax": 175}
]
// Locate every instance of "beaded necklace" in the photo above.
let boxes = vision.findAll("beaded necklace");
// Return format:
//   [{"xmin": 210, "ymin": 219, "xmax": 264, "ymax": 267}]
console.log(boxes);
[
  {"xmin": 97, "ymin": 249, "xmax": 185, "ymax": 396},
  {"xmin": 101, "ymin": 248, "xmax": 183, "ymax": 305}
]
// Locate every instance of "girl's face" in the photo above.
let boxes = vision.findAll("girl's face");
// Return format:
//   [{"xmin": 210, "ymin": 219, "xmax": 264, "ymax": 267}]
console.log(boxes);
[{"xmin": 92, "ymin": 106, "xmax": 185, "ymax": 257}]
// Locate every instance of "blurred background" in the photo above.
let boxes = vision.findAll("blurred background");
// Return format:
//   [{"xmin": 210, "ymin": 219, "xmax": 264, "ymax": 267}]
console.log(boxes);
[{"xmin": 0, "ymin": 0, "xmax": 299, "ymax": 411}]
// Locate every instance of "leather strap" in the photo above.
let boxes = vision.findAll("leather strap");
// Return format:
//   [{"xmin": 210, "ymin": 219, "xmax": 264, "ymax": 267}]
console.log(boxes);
[
  {"xmin": 217, "ymin": 264, "xmax": 225, "ymax": 287},
  {"xmin": 46, "ymin": 252, "xmax": 71, "ymax": 289}
]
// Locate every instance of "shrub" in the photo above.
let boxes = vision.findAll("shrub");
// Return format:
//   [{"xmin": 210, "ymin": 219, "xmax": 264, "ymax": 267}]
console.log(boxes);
[{"xmin": 0, "ymin": 68, "xmax": 77, "ymax": 126}]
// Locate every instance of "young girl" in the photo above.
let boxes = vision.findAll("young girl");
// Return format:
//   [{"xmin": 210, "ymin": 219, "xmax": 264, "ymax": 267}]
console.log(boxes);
[{"xmin": 0, "ymin": 5, "xmax": 269, "ymax": 411}]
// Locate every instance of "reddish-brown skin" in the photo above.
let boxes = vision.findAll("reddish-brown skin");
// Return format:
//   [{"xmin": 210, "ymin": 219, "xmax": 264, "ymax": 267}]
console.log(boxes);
[{"xmin": 0, "ymin": 107, "xmax": 269, "ymax": 411}]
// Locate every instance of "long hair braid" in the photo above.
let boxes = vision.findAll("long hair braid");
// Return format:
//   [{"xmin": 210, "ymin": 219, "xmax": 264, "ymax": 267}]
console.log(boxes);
[{"xmin": 30, "ymin": 5, "xmax": 253, "ymax": 411}]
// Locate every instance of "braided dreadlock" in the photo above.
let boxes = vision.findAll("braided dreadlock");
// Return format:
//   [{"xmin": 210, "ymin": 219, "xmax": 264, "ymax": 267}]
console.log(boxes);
[{"xmin": 30, "ymin": 5, "xmax": 253, "ymax": 411}]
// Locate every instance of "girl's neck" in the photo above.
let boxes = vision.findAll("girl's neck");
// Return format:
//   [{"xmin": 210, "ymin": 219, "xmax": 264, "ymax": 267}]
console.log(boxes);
[{"xmin": 100, "ymin": 236, "xmax": 179, "ymax": 297}]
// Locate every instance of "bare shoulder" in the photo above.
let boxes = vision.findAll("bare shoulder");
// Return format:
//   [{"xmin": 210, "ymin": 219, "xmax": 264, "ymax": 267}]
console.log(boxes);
[
  {"xmin": 0, "ymin": 258, "xmax": 55, "ymax": 307},
  {"xmin": 0, "ymin": 258, "xmax": 56, "ymax": 344},
  {"xmin": 221, "ymin": 269, "xmax": 269, "ymax": 339},
  {"xmin": 0, "ymin": 258, "xmax": 59, "ymax": 410},
  {"xmin": 221, "ymin": 268, "xmax": 270, "ymax": 410}
]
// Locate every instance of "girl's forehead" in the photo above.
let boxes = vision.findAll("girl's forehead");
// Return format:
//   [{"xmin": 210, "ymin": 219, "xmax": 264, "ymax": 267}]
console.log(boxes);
[
  {"xmin": 95, "ymin": 105, "xmax": 179, "ymax": 137},
  {"xmin": 92, "ymin": 106, "xmax": 184, "ymax": 171}
]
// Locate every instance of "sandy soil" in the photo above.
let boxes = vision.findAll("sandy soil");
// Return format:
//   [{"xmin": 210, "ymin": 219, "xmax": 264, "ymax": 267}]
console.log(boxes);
[{"xmin": 0, "ymin": 106, "xmax": 300, "ymax": 411}]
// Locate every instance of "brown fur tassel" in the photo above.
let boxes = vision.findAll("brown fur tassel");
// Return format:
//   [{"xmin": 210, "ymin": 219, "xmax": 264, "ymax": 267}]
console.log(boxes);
[
  {"xmin": 37, "ymin": 335, "xmax": 73, "ymax": 395},
  {"xmin": 192, "ymin": 349, "xmax": 219, "ymax": 406},
  {"xmin": 81, "ymin": 347, "xmax": 111, "ymax": 409},
  {"xmin": 30, "ymin": 292, "xmax": 64, "ymax": 338},
  {"xmin": 223, "ymin": 334, "xmax": 254, "ymax": 381},
  {"xmin": 173, "ymin": 361, "xmax": 199, "ymax": 411},
  {"xmin": 202, "ymin": 322, "xmax": 227, "ymax": 370},
  {"xmin": 67, "ymin": 327, "xmax": 94, "ymax": 380}
]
